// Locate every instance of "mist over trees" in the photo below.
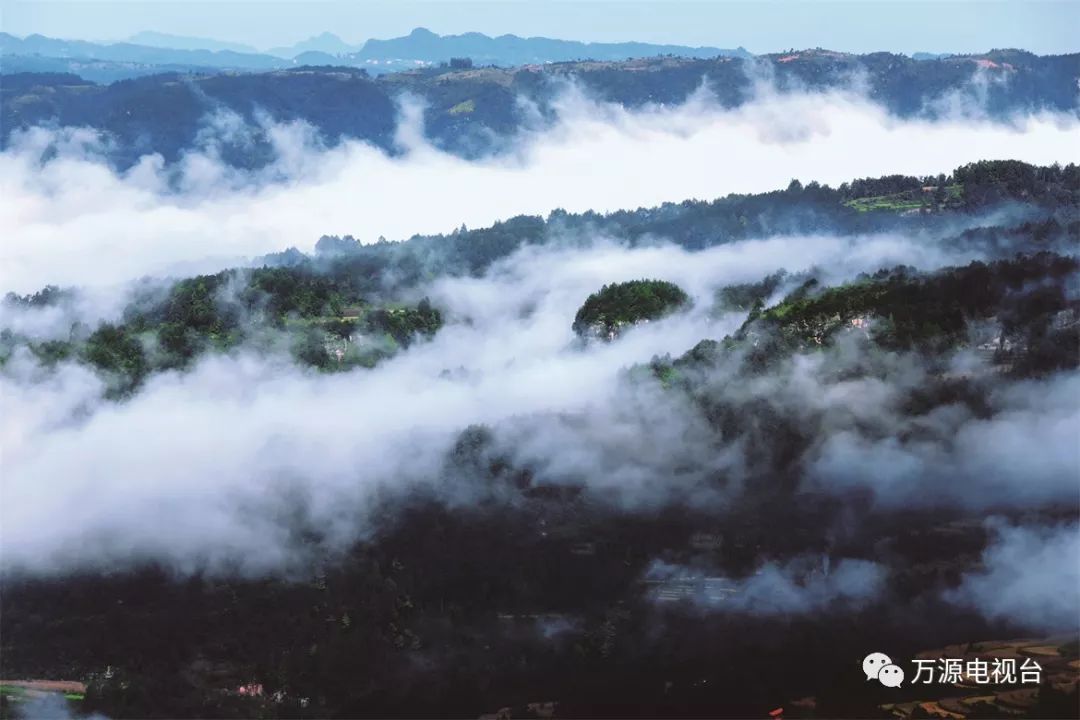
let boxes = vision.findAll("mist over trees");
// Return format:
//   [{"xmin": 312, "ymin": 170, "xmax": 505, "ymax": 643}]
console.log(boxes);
[
  {"xmin": 2, "ymin": 157, "xmax": 1078, "ymax": 717},
  {"xmin": 5, "ymin": 160, "xmax": 1074, "ymax": 396}
]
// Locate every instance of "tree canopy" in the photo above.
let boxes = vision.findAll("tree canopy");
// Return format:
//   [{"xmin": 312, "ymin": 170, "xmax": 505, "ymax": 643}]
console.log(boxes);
[{"xmin": 573, "ymin": 279, "xmax": 691, "ymax": 337}]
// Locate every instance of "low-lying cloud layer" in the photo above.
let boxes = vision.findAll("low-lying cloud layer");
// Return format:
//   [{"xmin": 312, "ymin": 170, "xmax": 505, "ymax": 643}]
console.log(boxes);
[
  {"xmin": 3, "ymin": 236, "xmax": 926, "ymax": 573},
  {"xmin": 3, "ymin": 236, "xmax": 1077, "ymax": 582},
  {"xmin": 2, "ymin": 85, "xmax": 1078, "ymax": 293},
  {"xmin": 1, "ymin": 79, "xmax": 1078, "ymax": 639}
]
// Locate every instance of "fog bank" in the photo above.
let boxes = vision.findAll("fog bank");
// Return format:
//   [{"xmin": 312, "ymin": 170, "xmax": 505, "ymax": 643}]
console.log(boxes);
[{"xmin": 2, "ymin": 86, "xmax": 1077, "ymax": 293}]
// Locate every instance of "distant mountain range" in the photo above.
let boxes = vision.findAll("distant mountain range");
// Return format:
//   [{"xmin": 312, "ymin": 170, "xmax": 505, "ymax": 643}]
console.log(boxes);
[
  {"xmin": 128, "ymin": 30, "xmax": 260, "ymax": 55},
  {"xmin": 267, "ymin": 31, "xmax": 359, "ymax": 58},
  {"xmin": 0, "ymin": 32, "xmax": 285, "ymax": 78},
  {"xmin": 130, "ymin": 27, "xmax": 749, "ymax": 64},
  {"xmin": 0, "ymin": 27, "xmax": 749, "ymax": 82},
  {"xmin": 344, "ymin": 27, "xmax": 749, "ymax": 65}
]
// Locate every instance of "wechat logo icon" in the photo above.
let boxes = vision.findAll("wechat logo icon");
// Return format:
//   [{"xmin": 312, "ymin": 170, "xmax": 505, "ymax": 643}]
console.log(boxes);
[{"xmin": 863, "ymin": 652, "xmax": 904, "ymax": 687}]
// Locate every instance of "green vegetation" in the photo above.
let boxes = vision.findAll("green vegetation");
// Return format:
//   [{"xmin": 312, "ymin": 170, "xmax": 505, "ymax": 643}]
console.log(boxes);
[
  {"xmin": 2, "ymin": 285, "xmax": 73, "ymax": 308},
  {"xmin": 300, "ymin": 300, "xmax": 444, "ymax": 370},
  {"xmin": 753, "ymin": 253, "xmax": 1078, "ymax": 354},
  {"xmin": 81, "ymin": 324, "xmax": 150, "ymax": 396},
  {"xmin": 843, "ymin": 193, "xmax": 925, "ymax": 213},
  {"xmin": 1, "ymin": 266, "xmax": 444, "ymax": 395},
  {"xmin": 711, "ymin": 270, "xmax": 790, "ymax": 314},
  {"xmin": 448, "ymin": 99, "xmax": 476, "ymax": 115},
  {"xmin": 645, "ymin": 253, "xmax": 1080, "ymax": 385},
  {"xmin": 842, "ymin": 184, "xmax": 963, "ymax": 213},
  {"xmin": 572, "ymin": 279, "xmax": 690, "ymax": 337}
]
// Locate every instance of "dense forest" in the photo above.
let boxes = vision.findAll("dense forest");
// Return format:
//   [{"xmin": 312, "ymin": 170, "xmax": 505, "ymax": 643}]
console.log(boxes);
[
  {"xmin": 646, "ymin": 252, "xmax": 1080, "ymax": 382},
  {"xmin": 273, "ymin": 159, "xmax": 1078, "ymax": 285},
  {"xmin": 573, "ymin": 280, "xmax": 690, "ymax": 339}
]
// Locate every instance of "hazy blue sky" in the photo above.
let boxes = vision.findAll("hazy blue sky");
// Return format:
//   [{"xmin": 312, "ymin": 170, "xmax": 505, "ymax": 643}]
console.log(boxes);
[{"xmin": 2, "ymin": 0, "xmax": 1078, "ymax": 55}]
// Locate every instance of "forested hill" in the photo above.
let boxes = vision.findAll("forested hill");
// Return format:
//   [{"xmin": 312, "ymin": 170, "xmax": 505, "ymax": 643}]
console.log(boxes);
[
  {"xmin": 4, "ymin": 48, "xmax": 1078, "ymax": 167},
  {"xmin": 271, "ymin": 160, "xmax": 1080, "ymax": 284},
  {"xmin": 3, "ymin": 161, "xmax": 1075, "ymax": 399}
]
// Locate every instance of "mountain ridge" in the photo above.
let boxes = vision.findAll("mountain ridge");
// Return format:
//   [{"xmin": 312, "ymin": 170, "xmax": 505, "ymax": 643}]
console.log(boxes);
[{"xmin": 4, "ymin": 50, "xmax": 1076, "ymax": 169}]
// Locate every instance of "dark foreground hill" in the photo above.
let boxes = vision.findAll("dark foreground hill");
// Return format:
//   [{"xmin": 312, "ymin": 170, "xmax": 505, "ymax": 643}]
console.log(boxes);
[{"xmin": 2, "ymin": 162, "xmax": 1078, "ymax": 720}]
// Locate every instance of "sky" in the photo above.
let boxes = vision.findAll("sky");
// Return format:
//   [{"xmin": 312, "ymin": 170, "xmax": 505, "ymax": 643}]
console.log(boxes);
[{"xmin": 2, "ymin": 0, "xmax": 1078, "ymax": 55}]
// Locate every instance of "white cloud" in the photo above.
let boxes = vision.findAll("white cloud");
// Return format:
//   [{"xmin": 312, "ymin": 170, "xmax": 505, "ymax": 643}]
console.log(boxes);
[
  {"xmin": 947, "ymin": 521, "xmax": 1080, "ymax": 632},
  {"xmin": 1, "ymin": 86, "xmax": 1077, "ymax": 294},
  {"xmin": 0, "ymin": 232, "xmax": 1012, "ymax": 574}
]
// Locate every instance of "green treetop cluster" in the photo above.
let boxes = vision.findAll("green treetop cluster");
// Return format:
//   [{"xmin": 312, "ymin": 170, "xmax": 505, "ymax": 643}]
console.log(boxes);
[{"xmin": 573, "ymin": 279, "xmax": 690, "ymax": 337}]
